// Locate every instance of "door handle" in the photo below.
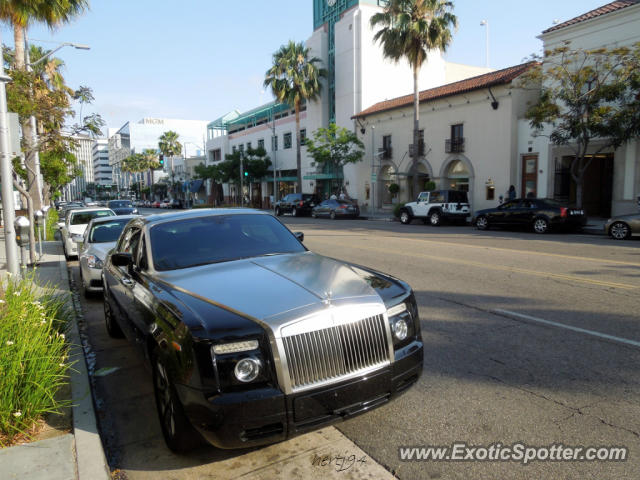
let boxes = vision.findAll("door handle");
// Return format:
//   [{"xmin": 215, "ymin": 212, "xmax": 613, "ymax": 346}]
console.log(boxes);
[{"xmin": 122, "ymin": 278, "xmax": 134, "ymax": 287}]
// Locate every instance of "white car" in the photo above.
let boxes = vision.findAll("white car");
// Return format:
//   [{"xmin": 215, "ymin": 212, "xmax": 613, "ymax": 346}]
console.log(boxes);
[
  {"xmin": 61, "ymin": 207, "xmax": 115, "ymax": 260},
  {"xmin": 78, "ymin": 215, "xmax": 139, "ymax": 296}
]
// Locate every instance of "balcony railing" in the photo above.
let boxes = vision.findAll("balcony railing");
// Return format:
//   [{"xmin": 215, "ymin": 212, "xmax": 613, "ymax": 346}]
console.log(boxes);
[
  {"xmin": 445, "ymin": 138, "xmax": 465, "ymax": 153},
  {"xmin": 408, "ymin": 141, "xmax": 425, "ymax": 158}
]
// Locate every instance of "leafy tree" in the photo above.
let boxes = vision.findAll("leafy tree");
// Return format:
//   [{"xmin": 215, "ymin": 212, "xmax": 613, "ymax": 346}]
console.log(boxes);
[
  {"xmin": 523, "ymin": 43, "xmax": 640, "ymax": 208},
  {"xmin": 305, "ymin": 123, "xmax": 365, "ymax": 194},
  {"xmin": 264, "ymin": 41, "xmax": 326, "ymax": 192},
  {"xmin": 371, "ymin": 0, "xmax": 457, "ymax": 196}
]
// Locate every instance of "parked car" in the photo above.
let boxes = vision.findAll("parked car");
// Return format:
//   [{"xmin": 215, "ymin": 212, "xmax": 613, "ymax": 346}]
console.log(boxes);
[
  {"xmin": 107, "ymin": 200, "xmax": 139, "ymax": 215},
  {"xmin": 311, "ymin": 199, "xmax": 360, "ymax": 219},
  {"xmin": 399, "ymin": 190, "xmax": 470, "ymax": 225},
  {"xmin": 60, "ymin": 207, "xmax": 116, "ymax": 259},
  {"xmin": 151, "ymin": 200, "xmax": 161, "ymax": 208},
  {"xmin": 77, "ymin": 215, "xmax": 139, "ymax": 297},
  {"xmin": 160, "ymin": 199, "xmax": 172, "ymax": 209},
  {"xmin": 102, "ymin": 209, "xmax": 422, "ymax": 452},
  {"xmin": 605, "ymin": 212, "xmax": 640, "ymax": 240},
  {"xmin": 473, "ymin": 198, "xmax": 587, "ymax": 234},
  {"xmin": 275, "ymin": 193, "xmax": 320, "ymax": 217}
]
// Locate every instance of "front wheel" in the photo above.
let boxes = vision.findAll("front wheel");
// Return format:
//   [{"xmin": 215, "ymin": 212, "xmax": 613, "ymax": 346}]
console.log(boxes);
[
  {"xmin": 429, "ymin": 211, "xmax": 441, "ymax": 226},
  {"xmin": 330, "ymin": 211, "xmax": 336, "ymax": 220},
  {"xmin": 533, "ymin": 217, "xmax": 549, "ymax": 234},
  {"xmin": 153, "ymin": 354, "xmax": 201, "ymax": 453},
  {"xmin": 609, "ymin": 221, "xmax": 630, "ymax": 240},
  {"xmin": 103, "ymin": 294, "xmax": 124, "ymax": 338},
  {"xmin": 399, "ymin": 210, "xmax": 412, "ymax": 225},
  {"xmin": 311, "ymin": 211, "xmax": 317, "ymax": 219},
  {"xmin": 475, "ymin": 215, "xmax": 489, "ymax": 231},
  {"xmin": 291, "ymin": 207, "xmax": 297, "ymax": 217}
]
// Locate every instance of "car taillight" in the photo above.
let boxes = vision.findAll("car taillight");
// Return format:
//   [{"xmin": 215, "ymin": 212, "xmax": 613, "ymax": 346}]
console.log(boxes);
[
  {"xmin": 299, "ymin": 201, "xmax": 304, "ymax": 206},
  {"xmin": 560, "ymin": 207, "xmax": 567, "ymax": 218},
  {"xmin": 338, "ymin": 205, "xmax": 347, "ymax": 209}
]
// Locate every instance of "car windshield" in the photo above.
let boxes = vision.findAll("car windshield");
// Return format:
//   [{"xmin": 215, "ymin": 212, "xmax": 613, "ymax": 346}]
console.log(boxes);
[
  {"xmin": 108, "ymin": 201, "xmax": 132, "ymax": 208},
  {"xmin": 70, "ymin": 210, "xmax": 115, "ymax": 225},
  {"xmin": 88, "ymin": 219, "xmax": 131, "ymax": 243},
  {"xmin": 150, "ymin": 214, "xmax": 306, "ymax": 271}
]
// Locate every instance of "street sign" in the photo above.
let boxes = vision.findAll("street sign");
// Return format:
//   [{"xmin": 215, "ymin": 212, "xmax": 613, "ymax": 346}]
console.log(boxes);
[{"xmin": 371, "ymin": 174, "xmax": 377, "ymax": 182}]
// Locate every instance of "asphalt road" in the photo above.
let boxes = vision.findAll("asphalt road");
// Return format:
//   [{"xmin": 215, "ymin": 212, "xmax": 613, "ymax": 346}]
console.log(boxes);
[
  {"xmin": 72, "ymin": 212, "xmax": 640, "ymax": 479},
  {"xmin": 278, "ymin": 216, "xmax": 640, "ymax": 479}
]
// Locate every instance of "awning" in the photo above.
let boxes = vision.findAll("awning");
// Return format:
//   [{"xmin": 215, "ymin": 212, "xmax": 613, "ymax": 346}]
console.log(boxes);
[
  {"xmin": 262, "ymin": 176, "xmax": 298, "ymax": 182},
  {"xmin": 302, "ymin": 173, "xmax": 344, "ymax": 180}
]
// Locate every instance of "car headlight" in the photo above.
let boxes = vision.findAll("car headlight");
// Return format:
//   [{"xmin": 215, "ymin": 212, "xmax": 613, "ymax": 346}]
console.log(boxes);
[
  {"xmin": 84, "ymin": 255, "xmax": 103, "ymax": 269},
  {"xmin": 212, "ymin": 340, "xmax": 259, "ymax": 354},
  {"xmin": 387, "ymin": 301, "xmax": 416, "ymax": 346},
  {"xmin": 234, "ymin": 357, "xmax": 262, "ymax": 383},
  {"xmin": 132, "ymin": 209, "xmax": 138, "ymax": 214},
  {"xmin": 392, "ymin": 317, "xmax": 408, "ymax": 341}
]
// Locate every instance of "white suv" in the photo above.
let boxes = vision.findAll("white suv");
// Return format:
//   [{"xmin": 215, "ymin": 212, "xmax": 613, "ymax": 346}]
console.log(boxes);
[
  {"xmin": 61, "ymin": 207, "xmax": 115, "ymax": 260},
  {"xmin": 399, "ymin": 190, "xmax": 470, "ymax": 226}
]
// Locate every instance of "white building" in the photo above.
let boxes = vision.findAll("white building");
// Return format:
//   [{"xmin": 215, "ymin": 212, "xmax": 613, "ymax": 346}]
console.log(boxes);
[
  {"xmin": 92, "ymin": 139, "xmax": 112, "ymax": 187},
  {"xmin": 205, "ymin": 0, "xmax": 491, "ymax": 209},
  {"xmin": 108, "ymin": 117, "xmax": 208, "ymax": 195},
  {"xmin": 519, "ymin": 0, "xmax": 640, "ymax": 217},
  {"xmin": 64, "ymin": 134, "xmax": 93, "ymax": 201}
]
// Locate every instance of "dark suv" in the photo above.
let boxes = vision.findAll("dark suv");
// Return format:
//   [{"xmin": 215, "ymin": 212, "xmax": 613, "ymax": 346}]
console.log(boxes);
[{"xmin": 275, "ymin": 193, "xmax": 320, "ymax": 217}]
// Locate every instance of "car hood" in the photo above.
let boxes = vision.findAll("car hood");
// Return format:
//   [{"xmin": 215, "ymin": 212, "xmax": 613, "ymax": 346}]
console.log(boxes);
[
  {"xmin": 154, "ymin": 251, "xmax": 382, "ymax": 328},
  {"xmin": 84, "ymin": 241, "xmax": 116, "ymax": 260},
  {"xmin": 68, "ymin": 224, "xmax": 88, "ymax": 236},
  {"xmin": 112, "ymin": 208, "xmax": 136, "ymax": 214}
]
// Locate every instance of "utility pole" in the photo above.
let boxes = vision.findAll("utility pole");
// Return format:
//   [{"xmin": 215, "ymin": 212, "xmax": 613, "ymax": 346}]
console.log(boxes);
[
  {"xmin": 240, "ymin": 151, "xmax": 244, "ymax": 207},
  {"xmin": 0, "ymin": 29, "xmax": 19, "ymax": 276},
  {"xmin": 24, "ymin": 33, "xmax": 43, "ymax": 209},
  {"xmin": 371, "ymin": 125, "xmax": 376, "ymax": 217},
  {"xmin": 271, "ymin": 104, "xmax": 277, "ymax": 212}
]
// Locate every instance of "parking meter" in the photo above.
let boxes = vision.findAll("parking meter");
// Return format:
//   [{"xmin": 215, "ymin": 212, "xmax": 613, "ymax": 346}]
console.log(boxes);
[
  {"xmin": 14, "ymin": 216, "xmax": 30, "ymax": 266},
  {"xmin": 34, "ymin": 210, "xmax": 44, "ymax": 257}
]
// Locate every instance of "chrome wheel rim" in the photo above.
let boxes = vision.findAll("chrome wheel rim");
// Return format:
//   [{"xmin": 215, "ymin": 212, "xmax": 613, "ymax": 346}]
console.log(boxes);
[
  {"xmin": 431, "ymin": 213, "xmax": 439, "ymax": 225},
  {"xmin": 155, "ymin": 361, "xmax": 175, "ymax": 437},
  {"xmin": 400, "ymin": 212, "xmax": 409, "ymax": 223},
  {"xmin": 476, "ymin": 217, "xmax": 488, "ymax": 229},
  {"xmin": 611, "ymin": 223, "xmax": 628, "ymax": 239},
  {"xmin": 534, "ymin": 219, "xmax": 547, "ymax": 233}
]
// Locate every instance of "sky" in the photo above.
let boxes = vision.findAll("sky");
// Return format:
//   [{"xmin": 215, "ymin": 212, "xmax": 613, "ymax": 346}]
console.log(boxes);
[{"xmin": 1, "ymin": 0, "xmax": 612, "ymax": 133}]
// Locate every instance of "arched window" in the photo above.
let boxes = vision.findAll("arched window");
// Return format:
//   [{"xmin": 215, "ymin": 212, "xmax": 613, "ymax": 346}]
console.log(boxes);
[{"xmin": 446, "ymin": 160, "xmax": 469, "ymax": 192}]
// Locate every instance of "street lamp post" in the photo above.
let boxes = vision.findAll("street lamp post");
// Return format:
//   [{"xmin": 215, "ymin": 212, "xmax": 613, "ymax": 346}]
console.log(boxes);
[
  {"xmin": 240, "ymin": 151, "xmax": 244, "ymax": 207},
  {"xmin": 0, "ymin": 30, "xmax": 19, "ymax": 276},
  {"xmin": 480, "ymin": 20, "xmax": 489, "ymax": 68}
]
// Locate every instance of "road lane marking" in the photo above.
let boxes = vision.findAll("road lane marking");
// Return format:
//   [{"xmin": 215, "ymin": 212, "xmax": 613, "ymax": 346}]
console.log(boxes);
[
  {"xmin": 495, "ymin": 309, "xmax": 640, "ymax": 349},
  {"xmin": 309, "ymin": 237, "xmax": 640, "ymax": 291}
]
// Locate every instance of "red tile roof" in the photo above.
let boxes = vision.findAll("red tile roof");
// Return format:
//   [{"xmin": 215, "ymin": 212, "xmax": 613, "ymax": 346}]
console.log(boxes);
[
  {"xmin": 542, "ymin": 0, "xmax": 639, "ymax": 34},
  {"xmin": 353, "ymin": 62, "xmax": 537, "ymax": 119}
]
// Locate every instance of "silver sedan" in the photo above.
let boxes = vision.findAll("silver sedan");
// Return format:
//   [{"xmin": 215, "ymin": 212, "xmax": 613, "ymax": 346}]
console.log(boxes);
[
  {"xmin": 78, "ymin": 215, "xmax": 139, "ymax": 296},
  {"xmin": 605, "ymin": 212, "xmax": 640, "ymax": 240}
]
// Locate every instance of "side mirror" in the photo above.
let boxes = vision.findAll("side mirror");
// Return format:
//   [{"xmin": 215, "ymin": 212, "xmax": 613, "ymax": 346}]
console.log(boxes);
[
  {"xmin": 72, "ymin": 234, "xmax": 84, "ymax": 244},
  {"xmin": 57, "ymin": 221, "xmax": 65, "ymax": 230},
  {"xmin": 111, "ymin": 252, "xmax": 133, "ymax": 267},
  {"xmin": 294, "ymin": 232, "xmax": 304, "ymax": 242}
]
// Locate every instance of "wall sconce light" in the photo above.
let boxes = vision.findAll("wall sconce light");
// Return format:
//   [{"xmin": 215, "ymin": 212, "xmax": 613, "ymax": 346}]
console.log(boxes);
[{"xmin": 345, "ymin": 180, "xmax": 350, "ymax": 186}]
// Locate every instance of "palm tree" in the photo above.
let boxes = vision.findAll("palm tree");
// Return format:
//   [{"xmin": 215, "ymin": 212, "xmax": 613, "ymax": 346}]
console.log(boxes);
[
  {"xmin": 264, "ymin": 41, "xmax": 326, "ymax": 193},
  {"xmin": 158, "ymin": 131, "xmax": 182, "ymax": 195},
  {"xmin": 0, "ymin": 0, "xmax": 88, "ymax": 210},
  {"xmin": 371, "ymin": 0, "xmax": 457, "ymax": 196},
  {"xmin": 140, "ymin": 148, "xmax": 159, "ymax": 195},
  {"xmin": 73, "ymin": 85, "xmax": 94, "ymax": 125}
]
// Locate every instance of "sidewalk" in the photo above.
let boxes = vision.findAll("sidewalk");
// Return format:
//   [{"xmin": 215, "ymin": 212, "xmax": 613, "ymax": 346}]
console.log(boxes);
[{"xmin": 0, "ymin": 231, "xmax": 110, "ymax": 480}]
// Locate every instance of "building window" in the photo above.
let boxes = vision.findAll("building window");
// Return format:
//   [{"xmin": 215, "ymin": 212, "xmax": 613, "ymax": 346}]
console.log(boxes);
[
  {"xmin": 382, "ymin": 135, "xmax": 392, "ymax": 159},
  {"xmin": 300, "ymin": 129, "xmax": 306, "ymax": 144},
  {"xmin": 258, "ymin": 139, "xmax": 265, "ymax": 150},
  {"xmin": 247, "ymin": 142, "xmax": 252, "ymax": 150},
  {"xmin": 238, "ymin": 144, "xmax": 244, "ymax": 153},
  {"xmin": 284, "ymin": 132, "xmax": 292, "ymax": 149},
  {"xmin": 446, "ymin": 124, "xmax": 465, "ymax": 153},
  {"xmin": 272, "ymin": 135, "xmax": 278, "ymax": 151},
  {"xmin": 212, "ymin": 149, "xmax": 221, "ymax": 161},
  {"xmin": 232, "ymin": 146, "xmax": 237, "ymax": 154}
]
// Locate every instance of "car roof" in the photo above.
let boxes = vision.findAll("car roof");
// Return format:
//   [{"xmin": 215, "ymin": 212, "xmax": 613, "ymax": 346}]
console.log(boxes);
[
  {"xmin": 69, "ymin": 207, "xmax": 115, "ymax": 214},
  {"xmin": 140, "ymin": 208, "xmax": 271, "ymax": 227},
  {"xmin": 88, "ymin": 214, "xmax": 140, "ymax": 226}
]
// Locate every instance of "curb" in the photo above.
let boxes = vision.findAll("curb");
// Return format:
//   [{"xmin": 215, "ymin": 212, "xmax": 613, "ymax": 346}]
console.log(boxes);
[{"xmin": 61, "ymin": 257, "xmax": 111, "ymax": 480}]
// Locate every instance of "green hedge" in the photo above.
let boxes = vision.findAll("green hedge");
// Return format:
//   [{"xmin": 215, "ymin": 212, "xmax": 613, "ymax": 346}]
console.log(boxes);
[
  {"xmin": 0, "ymin": 273, "xmax": 72, "ymax": 445},
  {"xmin": 393, "ymin": 202, "xmax": 406, "ymax": 218}
]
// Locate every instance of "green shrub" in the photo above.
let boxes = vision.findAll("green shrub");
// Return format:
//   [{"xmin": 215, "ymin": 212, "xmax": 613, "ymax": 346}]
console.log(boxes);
[
  {"xmin": 393, "ymin": 202, "xmax": 406, "ymax": 218},
  {"xmin": 0, "ymin": 273, "xmax": 72, "ymax": 445},
  {"xmin": 388, "ymin": 183, "xmax": 400, "ymax": 195},
  {"xmin": 424, "ymin": 180, "xmax": 436, "ymax": 191},
  {"xmin": 45, "ymin": 208, "xmax": 59, "ymax": 241}
]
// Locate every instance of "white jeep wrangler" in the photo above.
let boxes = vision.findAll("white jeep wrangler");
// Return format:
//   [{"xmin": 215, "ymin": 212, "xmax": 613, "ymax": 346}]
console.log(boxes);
[{"xmin": 399, "ymin": 190, "xmax": 470, "ymax": 226}]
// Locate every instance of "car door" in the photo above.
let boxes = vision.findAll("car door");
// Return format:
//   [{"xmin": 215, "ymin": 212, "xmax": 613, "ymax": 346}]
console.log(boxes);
[
  {"xmin": 413, "ymin": 192, "xmax": 430, "ymax": 216},
  {"xmin": 489, "ymin": 200, "xmax": 518, "ymax": 225},
  {"xmin": 518, "ymin": 199, "xmax": 539, "ymax": 225},
  {"xmin": 108, "ymin": 226, "xmax": 142, "ymax": 342},
  {"xmin": 316, "ymin": 200, "xmax": 330, "ymax": 216}
]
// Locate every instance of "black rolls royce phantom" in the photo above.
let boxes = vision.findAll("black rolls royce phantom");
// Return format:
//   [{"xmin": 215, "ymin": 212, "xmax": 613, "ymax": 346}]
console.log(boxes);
[{"xmin": 102, "ymin": 209, "xmax": 423, "ymax": 452}]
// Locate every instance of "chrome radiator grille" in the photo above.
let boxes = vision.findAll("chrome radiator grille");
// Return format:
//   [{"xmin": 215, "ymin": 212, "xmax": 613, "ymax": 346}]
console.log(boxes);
[{"xmin": 282, "ymin": 314, "xmax": 390, "ymax": 391}]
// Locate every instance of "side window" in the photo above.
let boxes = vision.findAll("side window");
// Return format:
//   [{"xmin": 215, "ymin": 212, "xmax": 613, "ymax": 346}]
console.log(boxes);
[
  {"xmin": 418, "ymin": 192, "xmax": 429, "ymax": 202},
  {"xmin": 117, "ymin": 227, "xmax": 133, "ymax": 251},
  {"xmin": 431, "ymin": 191, "xmax": 445, "ymax": 203},
  {"xmin": 119, "ymin": 227, "xmax": 141, "ymax": 255},
  {"xmin": 137, "ymin": 235, "xmax": 149, "ymax": 270}
]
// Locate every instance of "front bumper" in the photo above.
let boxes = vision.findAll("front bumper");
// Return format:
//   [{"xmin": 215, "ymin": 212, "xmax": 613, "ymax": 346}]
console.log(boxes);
[
  {"xmin": 81, "ymin": 262, "xmax": 104, "ymax": 292},
  {"xmin": 177, "ymin": 340, "xmax": 423, "ymax": 449}
]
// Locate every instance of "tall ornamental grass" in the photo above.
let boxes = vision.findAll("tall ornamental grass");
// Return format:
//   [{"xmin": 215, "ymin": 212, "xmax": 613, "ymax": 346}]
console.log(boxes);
[{"xmin": 0, "ymin": 272, "xmax": 72, "ymax": 445}]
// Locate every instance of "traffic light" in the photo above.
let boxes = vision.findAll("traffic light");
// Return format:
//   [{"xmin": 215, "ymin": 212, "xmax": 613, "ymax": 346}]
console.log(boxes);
[
  {"xmin": 244, "ymin": 171, "xmax": 248, "ymax": 177},
  {"xmin": 159, "ymin": 154, "xmax": 164, "ymax": 166}
]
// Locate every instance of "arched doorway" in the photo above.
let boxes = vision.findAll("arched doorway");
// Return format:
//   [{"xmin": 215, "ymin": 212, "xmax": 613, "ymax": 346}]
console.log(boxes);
[
  {"xmin": 378, "ymin": 164, "xmax": 397, "ymax": 206},
  {"xmin": 407, "ymin": 162, "xmax": 431, "ymax": 200},
  {"xmin": 444, "ymin": 159, "xmax": 470, "ymax": 192}
]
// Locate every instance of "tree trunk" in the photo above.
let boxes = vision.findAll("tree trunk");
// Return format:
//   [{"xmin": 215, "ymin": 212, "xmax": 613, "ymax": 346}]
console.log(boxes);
[
  {"xmin": 295, "ymin": 101, "xmax": 302, "ymax": 193},
  {"xmin": 412, "ymin": 65, "xmax": 420, "ymax": 199},
  {"xmin": 14, "ymin": 25, "xmax": 42, "ymax": 212}
]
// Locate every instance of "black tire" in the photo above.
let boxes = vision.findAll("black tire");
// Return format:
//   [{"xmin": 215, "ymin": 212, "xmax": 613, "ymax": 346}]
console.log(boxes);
[
  {"xmin": 475, "ymin": 215, "xmax": 489, "ymax": 231},
  {"xmin": 80, "ymin": 269, "xmax": 92, "ymax": 299},
  {"xmin": 399, "ymin": 210, "xmax": 412, "ymax": 225},
  {"xmin": 330, "ymin": 211, "xmax": 336, "ymax": 220},
  {"xmin": 291, "ymin": 207, "xmax": 297, "ymax": 217},
  {"xmin": 533, "ymin": 217, "xmax": 549, "ymax": 234},
  {"xmin": 103, "ymin": 293, "xmax": 124, "ymax": 338},
  {"xmin": 429, "ymin": 211, "xmax": 441, "ymax": 226},
  {"xmin": 153, "ymin": 352, "xmax": 202, "ymax": 453},
  {"xmin": 63, "ymin": 241, "xmax": 69, "ymax": 261},
  {"xmin": 311, "ymin": 211, "xmax": 317, "ymax": 219},
  {"xmin": 609, "ymin": 221, "xmax": 631, "ymax": 240},
  {"xmin": 275, "ymin": 207, "xmax": 281, "ymax": 216}
]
